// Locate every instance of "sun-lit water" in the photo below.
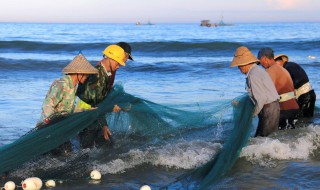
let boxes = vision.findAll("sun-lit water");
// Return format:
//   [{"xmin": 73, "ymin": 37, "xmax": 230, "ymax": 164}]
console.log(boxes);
[{"xmin": 0, "ymin": 22, "xmax": 320, "ymax": 189}]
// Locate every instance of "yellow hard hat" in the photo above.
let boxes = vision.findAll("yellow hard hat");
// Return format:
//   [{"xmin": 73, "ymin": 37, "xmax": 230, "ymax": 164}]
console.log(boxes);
[{"xmin": 102, "ymin": 45, "xmax": 126, "ymax": 66}]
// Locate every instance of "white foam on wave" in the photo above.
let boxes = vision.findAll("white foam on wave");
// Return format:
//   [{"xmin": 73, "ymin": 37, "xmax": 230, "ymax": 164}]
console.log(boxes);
[
  {"xmin": 307, "ymin": 55, "xmax": 316, "ymax": 59},
  {"xmin": 9, "ymin": 156, "xmax": 64, "ymax": 178},
  {"xmin": 152, "ymin": 140, "xmax": 221, "ymax": 168},
  {"xmin": 94, "ymin": 140, "xmax": 222, "ymax": 174},
  {"xmin": 240, "ymin": 125, "xmax": 320, "ymax": 166},
  {"xmin": 9, "ymin": 149, "xmax": 90, "ymax": 178}
]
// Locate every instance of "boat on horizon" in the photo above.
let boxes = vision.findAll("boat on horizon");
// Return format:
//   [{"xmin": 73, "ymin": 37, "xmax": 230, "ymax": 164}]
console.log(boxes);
[
  {"xmin": 135, "ymin": 20, "xmax": 154, "ymax": 26},
  {"xmin": 200, "ymin": 16, "xmax": 233, "ymax": 27}
]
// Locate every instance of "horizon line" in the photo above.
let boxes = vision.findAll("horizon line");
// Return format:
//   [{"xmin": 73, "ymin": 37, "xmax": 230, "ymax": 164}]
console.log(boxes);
[{"xmin": 0, "ymin": 21, "xmax": 319, "ymax": 25}]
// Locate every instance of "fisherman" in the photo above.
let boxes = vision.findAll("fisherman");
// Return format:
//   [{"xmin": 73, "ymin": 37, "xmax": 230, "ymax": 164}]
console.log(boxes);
[
  {"xmin": 76, "ymin": 43, "xmax": 133, "ymax": 148},
  {"xmin": 38, "ymin": 53, "xmax": 98, "ymax": 127},
  {"xmin": 37, "ymin": 53, "xmax": 98, "ymax": 154},
  {"xmin": 274, "ymin": 54, "xmax": 316, "ymax": 117},
  {"xmin": 231, "ymin": 46, "xmax": 280, "ymax": 137},
  {"xmin": 108, "ymin": 42, "xmax": 134, "ymax": 88},
  {"xmin": 258, "ymin": 48, "xmax": 300, "ymax": 130}
]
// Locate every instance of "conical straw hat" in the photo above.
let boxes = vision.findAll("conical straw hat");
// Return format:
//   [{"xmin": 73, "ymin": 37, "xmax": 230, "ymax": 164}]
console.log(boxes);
[
  {"xmin": 230, "ymin": 46, "xmax": 259, "ymax": 67},
  {"xmin": 62, "ymin": 53, "xmax": 98, "ymax": 74},
  {"xmin": 274, "ymin": 54, "xmax": 289, "ymax": 62}
]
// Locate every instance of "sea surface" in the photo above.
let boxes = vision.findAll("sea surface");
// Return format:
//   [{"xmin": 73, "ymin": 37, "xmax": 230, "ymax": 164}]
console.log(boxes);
[{"xmin": 0, "ymin": 22, "xmax": 320, "ymax": 189}]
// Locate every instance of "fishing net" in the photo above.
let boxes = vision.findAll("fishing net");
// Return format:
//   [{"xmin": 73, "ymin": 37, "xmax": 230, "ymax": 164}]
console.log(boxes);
[
  {"xmin": 194, "ymin": 94, "xmax": 254, "ymax": 190},
  {"xmin": 161, "ymin": 94, "xmax": 255, "ymax": 189},
  {"xmin": 0, "ymin": 103, "xmax": 98, "ymax": 175},
  {"xmin": 0, "ymin": 84, "xmax": 255, "ymax": 189},
  {"xmin": 0, "ymin": 84, "xmax": 217, "ymax": 176}
]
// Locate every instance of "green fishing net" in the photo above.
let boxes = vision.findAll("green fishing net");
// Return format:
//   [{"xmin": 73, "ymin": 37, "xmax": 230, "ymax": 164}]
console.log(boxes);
[
  {"xmin": 161, "ymin": 94, "xmax": 255, "ymax": 189},
  {"xmin": 195, "ymin": 94, "xmax": 254, "ymax": 189},
  {"xmin": 0, "ymin": 85, "xmax": 255, "ymax": 189},
  {"xmin": 0, "ymin": 85, "xmax": 214, "ymax": 175}
]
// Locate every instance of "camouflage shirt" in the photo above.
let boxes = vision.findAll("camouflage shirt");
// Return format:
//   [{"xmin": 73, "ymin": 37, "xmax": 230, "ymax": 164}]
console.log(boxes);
[
  {"xmin": 41, "ymin": 75, "xmax": 76, "ymax": 120},
  {"xmin": 76, "ymin": 63, "xmax": 113, "ymax": 107}
]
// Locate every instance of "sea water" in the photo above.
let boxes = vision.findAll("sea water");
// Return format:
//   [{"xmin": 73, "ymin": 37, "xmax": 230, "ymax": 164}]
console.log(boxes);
[{"xmin": 0, "ymin": 22, "xmax": 320, "ymax": 189}]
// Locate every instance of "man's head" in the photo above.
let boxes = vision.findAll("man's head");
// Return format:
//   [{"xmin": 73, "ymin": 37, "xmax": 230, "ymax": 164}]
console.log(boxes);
[
  {"xmin": 102, "ymin": 44, "xmax": 126, "ymax": 72},
  {"xmin": 257, "ymin": 47, "xmax": 275, "ymax": 69},
  {"xmin": 116, "ymin": 42, "xmax": 134, "ymax": 62},
  {"xmin": 62, "ymin": 53, "xmax": 98, "ymax": 84},
  {"xmin": 230, "ymin": 46, "xmax": 259, "ymax": 74},
  {"xmin": 274, "ymin": 54, "xmax": 289, "ymax": 67}
]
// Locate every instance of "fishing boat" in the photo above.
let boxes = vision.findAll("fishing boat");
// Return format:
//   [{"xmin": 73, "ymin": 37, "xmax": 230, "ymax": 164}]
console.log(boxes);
[
  {"xmin": 200, "ymin": 16, "xmax": 233, "ymax": 27},
  {"xmin": 216, "ymin": 16, "xmax": 233, "ymax": 26},
  {"xmin": 200, "ymin": 20, "xmax": 217, "ymax": 27},
  {"xmin": 136, "ymin": 20, "xmax": 154, "ymax": 25}
]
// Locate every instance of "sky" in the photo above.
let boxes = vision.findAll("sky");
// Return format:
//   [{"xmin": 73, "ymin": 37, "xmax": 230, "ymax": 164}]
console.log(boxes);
[{"xmin": 0, "ymin": 0, "xmax": 319, "ymax": 23}]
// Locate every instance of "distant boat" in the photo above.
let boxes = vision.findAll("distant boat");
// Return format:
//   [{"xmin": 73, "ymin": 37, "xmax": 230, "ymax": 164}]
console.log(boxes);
[
  {"xmin": 200, "ymin": 20, "xmax": 217, "ymax": 27},
  {"xmin": 200, "ymin": 16, "xmax": 233, "ymax": 27},
  {"xmin": 216, "ymin": 16, "xmax": 233, "ymax": 26},
  {"xmin": 135, "ymin": 21, "xmax": 154, "ymax": 26}
]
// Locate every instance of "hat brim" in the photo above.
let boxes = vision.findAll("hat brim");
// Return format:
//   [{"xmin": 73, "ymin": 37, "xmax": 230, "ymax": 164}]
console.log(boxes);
[
  {"xmin": 62, "ymin": 53, "xmax": 98, "ymax": 74},
  {"xmin": 230, "ymin": 46, "xmax": 259, "ymax": 67},
  {"xmin": 230, "ymin": 59, "xmax": 259, "ymax": 67},
  {"xmin": 128, "ymin": 54, "xmax": 134, "ymax": 61},
  {"xmin": 274, "ymin": 54, "xmax": 288, "ymax": 62}
]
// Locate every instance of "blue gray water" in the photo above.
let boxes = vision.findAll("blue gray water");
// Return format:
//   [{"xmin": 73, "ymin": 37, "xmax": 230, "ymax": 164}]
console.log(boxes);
[{"xmin": 0, "ymin": 22, "xmax": 320, "ymax": 189}]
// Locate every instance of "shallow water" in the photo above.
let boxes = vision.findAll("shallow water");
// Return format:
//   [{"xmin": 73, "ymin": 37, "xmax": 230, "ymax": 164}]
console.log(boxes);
[{"xmin": 0, "ymin": 22, "xmax": 320, "ymax": 189}]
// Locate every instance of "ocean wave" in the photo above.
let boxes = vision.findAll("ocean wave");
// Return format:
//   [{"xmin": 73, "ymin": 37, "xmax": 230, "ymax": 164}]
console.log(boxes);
[
  {"xmin": 1, "ymin": 40, "xmax": 319, "ymax": 55},
  {"xmin": 93, "ymin": 140, "xmax": 222, "ymax": 174},
  {"xmin": 240, "ymin": 125, "xmax": 320, "ymax": 167},
  {"xmin": 0, "ymin": 40, "xmax": 102, "ymax": 53},
  {"xmin": 0, "ymin": 40, "xmax": 240, "ymax": 55},
  {"xmin": 0, "ymin": 57, "xmax": 65, "ymax": 71},
  {"xmin": 0, "ymin": 40, "xmax": 318, "ymax": 72},
  {"xmin": 0, "ymin": 56, "xmax": 232, "ymax": 72}
]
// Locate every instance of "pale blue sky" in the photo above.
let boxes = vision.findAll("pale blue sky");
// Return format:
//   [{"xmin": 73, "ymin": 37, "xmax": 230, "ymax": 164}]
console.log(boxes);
[{"xmin": 0, "ymin": 0, "xmax": 319, "ymax": 23}]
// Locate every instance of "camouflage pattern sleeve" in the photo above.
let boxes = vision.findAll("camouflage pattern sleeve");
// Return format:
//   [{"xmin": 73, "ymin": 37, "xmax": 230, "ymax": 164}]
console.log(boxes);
[
  {"xmin": 77, "ymin": 73, "xmax": 99, "ymax": 106},
  {"xmin": 41, "ymin": 78, "xmax": 67, "ymax": 119},
  {"xmin": 77, "ymin": 65, "xmax": 110, "ymax": 106}
]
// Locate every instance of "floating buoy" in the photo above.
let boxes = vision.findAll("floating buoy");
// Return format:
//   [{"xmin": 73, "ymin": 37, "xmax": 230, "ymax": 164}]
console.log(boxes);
[
  {"xmin": 140, "ymin": 185, "xmax": 151, "ymax": 190},
  {"xmin": 22, "ymin": 177, "xmax": 42, "ymax": 190},
  {"xmin": 4, "ymin": 181, "xmax": 16, "ymax": 190},
  {"xmin": 90, "ymin": 170, "xmax": 101, "ymax": 180},
  {"xmin": 89, "ymin": 180, "xmax": 101, "ymax": 184},
  {"xmin": 21, "ymin": 178, "xmax": 37, "ymax": 190},
  {"xmin": 45, "ymin": 180, "xmax": 56, "ymax": 188},
  {"xmin": 29, "ymin": 177, "xmax": 42, "ymax": 190}
]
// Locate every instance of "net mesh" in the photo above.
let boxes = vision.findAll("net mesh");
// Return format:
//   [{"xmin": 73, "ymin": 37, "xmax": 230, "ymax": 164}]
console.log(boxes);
[
  {"xmin": 161, "ymin": 94, "xmax": 255, "ymax": 189},
  {"xmin": 0, "ymin": 85, "xmax": 210, "ymax": 174},
  {"xmin": 195, "ymin": 94, "xmax": 254, "ymax": 189},
  {"xmin": 0, "ymin": 84, "xmax": 254, "ymax": 188}
]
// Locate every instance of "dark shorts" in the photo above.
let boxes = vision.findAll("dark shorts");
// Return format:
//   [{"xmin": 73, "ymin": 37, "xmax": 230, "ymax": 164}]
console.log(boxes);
[
  {"xmin": 255, "ymin": 101, "xmax": 280, "ymax": 137},
  {"xmin": 297, "ymin": 90, "xmax": 316, "ymax": 118},
  {"xmin": 78, "ymin": 117, "xmax": 107, "ymax": 149},
  {"xmin": 279, "ymin": 109, "xmax": 299, "ymax": 130}
]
